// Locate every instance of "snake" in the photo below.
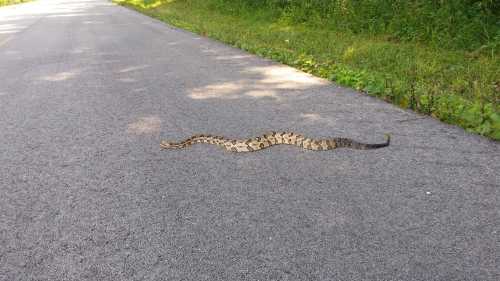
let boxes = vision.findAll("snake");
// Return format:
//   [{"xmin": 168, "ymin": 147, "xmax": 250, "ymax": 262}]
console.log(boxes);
[{"xmin": 160, "ymin": 132, "xmax": 390, "ymax": 152}]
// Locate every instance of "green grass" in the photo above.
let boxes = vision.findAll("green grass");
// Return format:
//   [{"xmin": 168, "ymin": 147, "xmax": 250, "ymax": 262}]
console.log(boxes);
[
  {"xmin": 0, "ymin": 0, "xmax": 31, "ymax": 6},
  {"xmin": 115, "ymin": 0, "xmax": 500, "ymax": 140}
]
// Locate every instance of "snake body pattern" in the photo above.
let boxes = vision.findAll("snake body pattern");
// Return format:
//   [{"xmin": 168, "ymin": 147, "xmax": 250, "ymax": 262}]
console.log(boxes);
[{"xmin": 160, "ymin": 132, "xmax": 390, "ymax": 152}]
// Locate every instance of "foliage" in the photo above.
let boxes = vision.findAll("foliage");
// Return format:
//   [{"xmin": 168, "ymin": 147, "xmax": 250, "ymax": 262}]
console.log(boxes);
[
  {"xmin": 0, "ymin": 0, "xmax": 30, "ymax": 6},
  {"xmin": 115, "ymin": 0, "xmax": 500, "ymax": 140}
]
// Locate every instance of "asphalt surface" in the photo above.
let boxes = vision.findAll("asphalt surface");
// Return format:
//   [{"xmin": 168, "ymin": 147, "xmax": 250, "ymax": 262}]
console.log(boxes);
[{"xmin": 1, "ymin": 0, "xmax": 499, "ymax": 280}]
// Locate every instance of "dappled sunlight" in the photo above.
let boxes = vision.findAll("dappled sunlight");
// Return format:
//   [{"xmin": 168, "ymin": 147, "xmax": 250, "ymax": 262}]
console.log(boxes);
[
  {"xmin": 3, "ymin": 50, "xmax": 19, "ymax": 55},
  {"xmin": 300, "ymin": 113, "xmax": 322, "ymax": 121},
  {"xmin": 213, "ymin": 54, "xmax": 255, "ymax": 67},
  {"xmin": 118, "ymin": 77, "xmax": 136, "ymax": 83},
  {"xmin": 69, "ymin": 47, "xmax": 91, "ymax": 54},
  {"xmin": 127, "ymin": 116, "xmax": 161, "ymax": 135},
  {"xmin": 118, "ymin": 65, "xmax": 149, "ymax": 73},
  {"xmin": 215, "ymin": 54, "xmax": 253, "ymax": 61},
  {"xmin": 0, "ymin": 23, "xmax": 26, "ymax": 34},
  {"xmin": 201, "ymin": 48, "xmax": 219, "ymax": 55},
  {"xmin": 300, "ymin": 113, "xmax": 335, "ymax": 125},
  {"xmin": 0, "ymin": 0, "xmax": 114, "ymax": 32},
  {"xmin": 189, "ymin": 82, "xmax": 244, "ymax": 100},
  {"xmin": 40, "ymin": 71, "xmax": 79, "ymax": 82},
  {"xmin": 188, "ymin": 64, "xmax": 329, "ymax": 101},
  {"xmin": 45, "ymin": 13, "xmax": 106, "ymax": 18},
  {"xmin": 244, "ymin": 66, "xmax": 328, "ymax": 89},
  {"xmin": 299, "ymin": 112, "xmax": 342, "ymax": 128},
  {"xmin": 133, "ymin": 87, "xmax": 147, "ymax": 92},
  {"xmin": 244, "ymin": 90, "xmax": 278, "ymax": 99},
  {"xmin": 0, "ymin": 0, "xmax": 114, "ymax": 55},
  {"xmin": 82, "ymin": 20, "xmax": 104, "ymax": 24}
]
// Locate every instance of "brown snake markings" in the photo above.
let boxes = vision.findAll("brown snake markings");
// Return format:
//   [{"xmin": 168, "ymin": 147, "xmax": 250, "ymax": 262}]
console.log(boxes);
[{"xmin": 161, "ymin": 132, "xmax": 390, "ymax": 152}]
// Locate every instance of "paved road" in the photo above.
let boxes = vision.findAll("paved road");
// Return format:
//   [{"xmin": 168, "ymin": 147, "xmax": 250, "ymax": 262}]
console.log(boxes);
[{"xmin": 1, "ymin": 0, "xmax": 499, "ymax": 280}]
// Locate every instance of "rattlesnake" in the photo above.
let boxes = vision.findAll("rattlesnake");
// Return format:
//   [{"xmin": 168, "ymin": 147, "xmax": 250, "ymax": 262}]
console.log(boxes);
[{"xmin": 160, "ymin": 132, "xmax": 390, "ymax": 152}]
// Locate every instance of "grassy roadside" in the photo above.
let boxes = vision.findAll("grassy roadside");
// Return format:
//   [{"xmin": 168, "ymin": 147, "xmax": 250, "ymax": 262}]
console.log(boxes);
[
  {"xmin": 115, "ymin": 0, "xmax": 500, "ymax": 140},
  {"xmin": 0, "ymin": 0, "xmax": 31, "ymax": 7}
]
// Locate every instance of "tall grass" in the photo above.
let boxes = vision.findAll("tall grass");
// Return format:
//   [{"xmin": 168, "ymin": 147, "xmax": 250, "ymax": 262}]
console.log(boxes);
[{"xmin": 210, "ymin": 0, "xmax": 500, "ymax": 52}]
